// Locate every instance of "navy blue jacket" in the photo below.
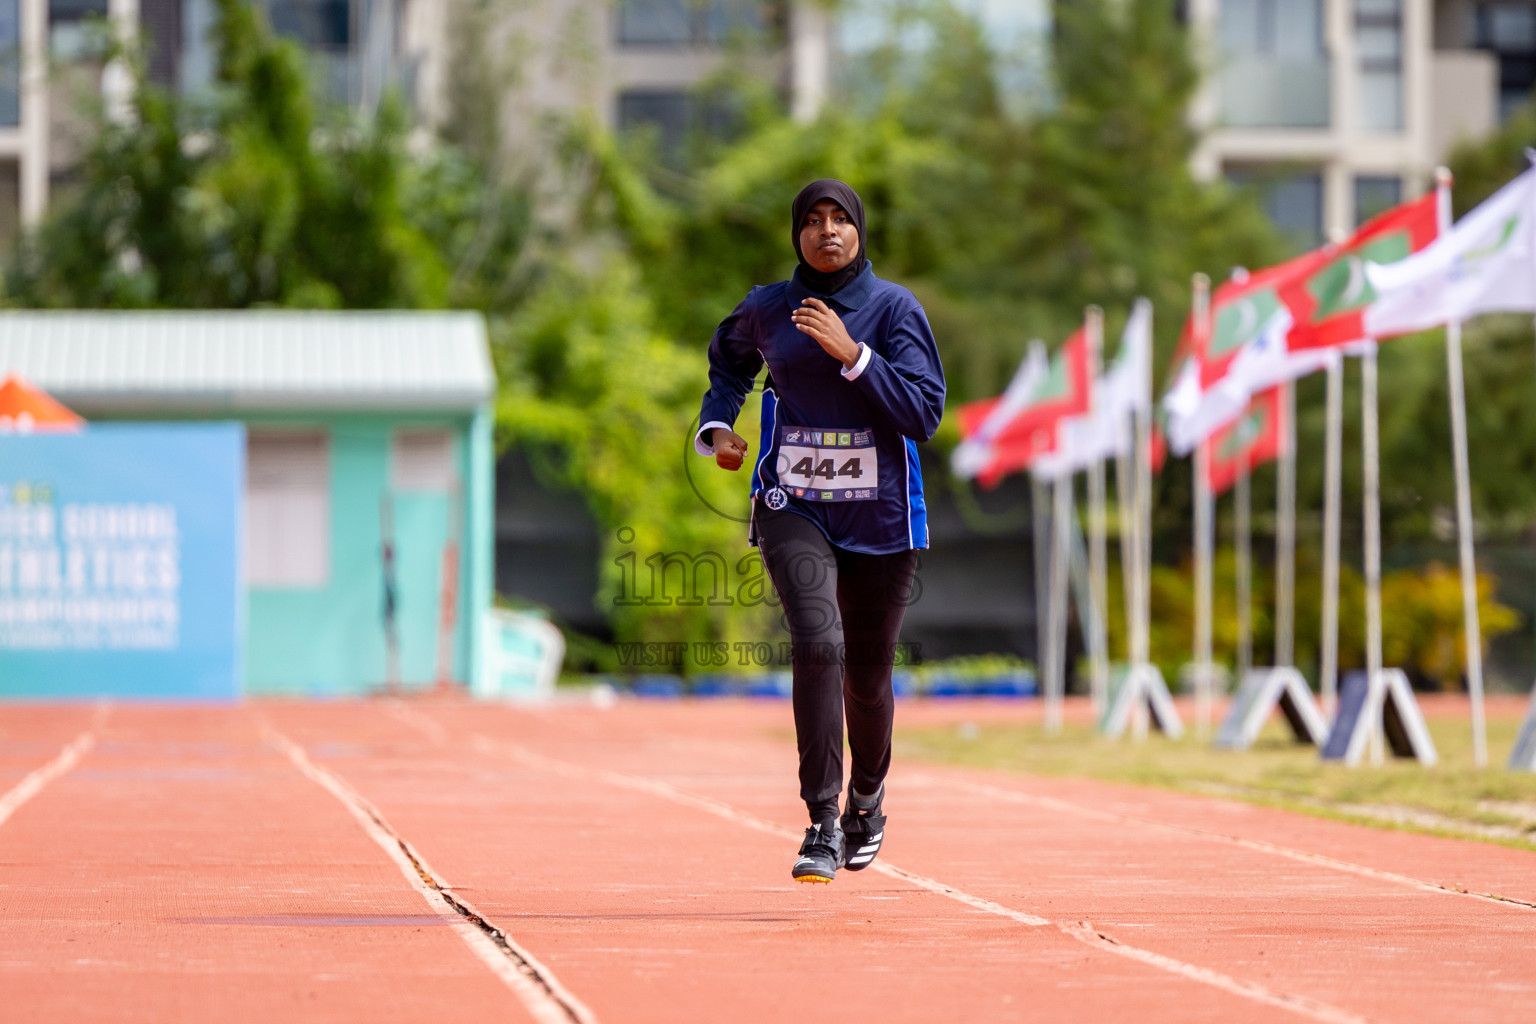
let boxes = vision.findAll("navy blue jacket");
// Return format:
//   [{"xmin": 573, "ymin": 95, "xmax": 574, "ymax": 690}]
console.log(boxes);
[{"xmin": 696, "ymin": 264, "xmax": 945, "ymax": 554}]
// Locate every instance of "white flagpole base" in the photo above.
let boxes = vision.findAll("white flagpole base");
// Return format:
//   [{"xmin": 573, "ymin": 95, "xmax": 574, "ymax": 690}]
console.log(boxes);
[
  {"xmin": 1321, "ymin": 668, "xmax": 1439, "ymax": 767},
  {"xmin": 1102, "ymin": 663, "xmax": 1184, "ymax": 740},
  {"xmin": 1214, "ymin": 666, "xmax": 1328, "ymax": 750},
  {"xmin": 1508, "ymin": 683, "xmax": 1536, "ymax": 771}
]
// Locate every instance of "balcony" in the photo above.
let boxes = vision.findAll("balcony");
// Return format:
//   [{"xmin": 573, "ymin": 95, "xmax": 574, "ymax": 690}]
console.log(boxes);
[{"xmin": 1219, "ymin": 56, "xmax": 1331, "ymax": 130}]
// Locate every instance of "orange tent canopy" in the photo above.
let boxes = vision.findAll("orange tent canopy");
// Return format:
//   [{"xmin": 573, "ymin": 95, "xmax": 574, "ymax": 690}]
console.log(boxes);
[{"xmin": 0, "ymin": 374, "xmax": 85, "ymax": 432}]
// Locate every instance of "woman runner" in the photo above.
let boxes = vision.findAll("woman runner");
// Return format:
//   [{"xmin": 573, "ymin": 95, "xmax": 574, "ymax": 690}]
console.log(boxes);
[{"xmin": 695, "ymin": 179, "xmax": 945, "ymax": 882}]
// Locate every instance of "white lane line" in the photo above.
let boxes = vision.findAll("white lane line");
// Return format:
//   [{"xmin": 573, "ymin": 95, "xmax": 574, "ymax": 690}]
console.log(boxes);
[
  {"xmin": 470, "ymin": 733, "xmax": 1365, "ymax": 1024},
  {"xmin": 263, "ymin": 724, "xmax": 598, "ymax": 1024},
  {"xmin": 0, "ymin": 730, "xmax": 96, "ymax": 830},
  {"xmin": 916, "ymin": 773, "xmax": 1536, "ymax": 911},
  {"xmin": 1060, "ymin": 921, "xmax": 1367, "ymax": 1024},
  {"xmin": 476, "ymin": 734, "xmax": 1051, "ymax": 928}
]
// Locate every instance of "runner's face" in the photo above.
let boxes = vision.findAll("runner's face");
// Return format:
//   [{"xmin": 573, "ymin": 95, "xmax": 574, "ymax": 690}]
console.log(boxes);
[{"xmin": 799, "ymin": 200, "xmax": 860, "ymax": 274}]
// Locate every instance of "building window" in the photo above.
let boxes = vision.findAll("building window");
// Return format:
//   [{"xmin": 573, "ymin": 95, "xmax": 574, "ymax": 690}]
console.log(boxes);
[
  {"xmin": 704, "ymin": 0, "xmax": 763, "ymax": 44},
  {"xmin": 1226, "ymin": 165, "xmax": 1324, "ymax": 251},
  {"xmin": 1475, "ymin": 3, "xmax": 1536, "ymax": 120},
  {"xmin": 617, "ymin": 0, "xmax": 765, "ymax": 47},
  {"xmin": 258, "ymin": 0, "xmax": 352, "ymax": 51},
  {"xmin": 140, "ymin": 0, "xmax": 183, "ymax": 86},
  {"xmin": 1354, "ymin": 175, "xmax": 1402, "ymax": 225},
  {"xmin": 391, "ymin": 430, "xmax": 455, "ymax": 492},
  {"xmin": 246, "ymin": 431, "xmax": 330, "ymax": 588},
  {"xmin": 618, "ymin": 89, "xmax": 741, "ymax": 163},
  {"xmin": 619, "ymin": 90, "xmax": 692, "ymax": 159},
  {"xmin": 618, "ymin": 0, "xmax": 691, "ymax": 44},
  {"xmin": 0, "ymin": 0, "xmax": 15, "ymax": 128},
  {"xmin": 1220, "ymin": 0, "xmax": 1323, "ymax": 57},
  {"xmin": 1217, "ymin": 0, "xmax": 1329, "ymax": 128},
  {"xmin": 1356, "ymin": 0, "xmax": 1403, "ymax": 132},
  {"xmin": 0, "ymin": 159, "xmax": 17, "ymax": 245},
  {"xmin": 49, "ymin": 1, "xmax": 108, "ymax": 61}
]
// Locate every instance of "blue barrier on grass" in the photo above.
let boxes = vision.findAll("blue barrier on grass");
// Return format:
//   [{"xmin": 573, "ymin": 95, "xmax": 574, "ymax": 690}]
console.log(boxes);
[
  {"xmin": 630, "ymin": 674, "xmax": 684, "ymax": 697},
  {"xmin": 611, "ymin": 669, "xmax": 1035, "ymax": 699}
]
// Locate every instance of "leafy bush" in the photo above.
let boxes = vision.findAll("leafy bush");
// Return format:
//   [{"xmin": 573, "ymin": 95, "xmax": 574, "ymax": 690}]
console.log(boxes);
[{"xmin": 1100, "ymin": 549, "xmax": 1518, "ymax": 690}]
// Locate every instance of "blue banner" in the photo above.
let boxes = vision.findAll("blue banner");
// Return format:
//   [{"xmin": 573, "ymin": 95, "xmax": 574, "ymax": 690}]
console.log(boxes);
[{"xmin": 0, "ymin": 423, "xmax": 244, "ymax": 699}]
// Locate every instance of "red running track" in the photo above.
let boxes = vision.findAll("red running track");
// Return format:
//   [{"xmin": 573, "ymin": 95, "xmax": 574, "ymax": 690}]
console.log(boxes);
[{"xmin": 2, "ymin": 697, "xmax": 1534, "ymax": 1023}]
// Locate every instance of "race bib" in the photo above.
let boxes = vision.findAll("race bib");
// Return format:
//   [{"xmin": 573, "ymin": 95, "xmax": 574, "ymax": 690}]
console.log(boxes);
[{"xmin": 774, "ymin": 425, "xmax": 879, "ymax": 502}]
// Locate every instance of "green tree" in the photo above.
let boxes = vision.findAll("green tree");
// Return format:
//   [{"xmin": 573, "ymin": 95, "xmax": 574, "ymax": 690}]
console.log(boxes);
[
  {"xmin": 478, "ymin": 0, "xmax": 1289, "ymax": 665},
  {"xmin": 6, "ymin": 0, "xmax": 470, "ymax": 309},
  {"xmin": 584, "ymin": 0, "xmax": 1278, "ymax": 402},
  {"xmin": 491, "ymin": 254, "xmax": 784, "ymax": 668}
]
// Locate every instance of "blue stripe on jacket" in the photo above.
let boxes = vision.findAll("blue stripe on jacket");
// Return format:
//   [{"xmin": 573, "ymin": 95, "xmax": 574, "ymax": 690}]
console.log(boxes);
[{"xmin": 698, "ymin": 264, "xmax": 945, "ymax": 555}]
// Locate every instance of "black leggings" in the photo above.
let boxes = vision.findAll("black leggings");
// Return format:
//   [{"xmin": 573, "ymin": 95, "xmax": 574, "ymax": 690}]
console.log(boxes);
[{"xmin": 754, "ymin": 503, "xmax": 919, "ymax": 825}]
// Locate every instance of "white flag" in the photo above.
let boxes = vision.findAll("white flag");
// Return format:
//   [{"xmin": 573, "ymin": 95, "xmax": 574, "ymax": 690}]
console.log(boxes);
[
  {"xmin": 1033, "ymin": 299, "xmax": 1153, "ymax": 480},
  {"xmin": 951, "ymin": 341, "xmax": 1049, "ymax": 479},
  {"xmin": 1163, "ymin": 311, "xmax": 1337, "ymax": 456},
  {"xmin": 1364, "ymin": 165, "xmax": 1536, "ymax": 337},
  {"xmin": 1101, "ymin": 297, "xmax": 1153, "ymax": 417},
  {"xmin": 1031, "ymin": 412, "xmax": 1128, "ymax": 481}
]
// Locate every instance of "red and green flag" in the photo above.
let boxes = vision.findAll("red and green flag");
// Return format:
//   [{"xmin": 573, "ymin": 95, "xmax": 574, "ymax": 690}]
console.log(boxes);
[
  {"xmin": 954, "ymin": 327, "xmax": 1092, "ymax": 487},
  {"xmin": 1281, "ymin": 192, "xmax": 1438, "ymax": 352},
  {"xmin": 1198, "ymin": 249, "xmax": 1328, "ymax": 389},
  {"xmin": 1204, "ymin": 387, "xmax": 1285, "ymax": 496}
]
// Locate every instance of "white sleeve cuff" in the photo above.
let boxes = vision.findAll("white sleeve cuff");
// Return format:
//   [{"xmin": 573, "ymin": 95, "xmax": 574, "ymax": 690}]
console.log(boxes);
[
  {"xmin": 840, "ymin": 343, "xmax": 873, "ymax": 381},
  {"xmin": 695, "ymin": 420, "xmax": 732, "ymax": 457}
]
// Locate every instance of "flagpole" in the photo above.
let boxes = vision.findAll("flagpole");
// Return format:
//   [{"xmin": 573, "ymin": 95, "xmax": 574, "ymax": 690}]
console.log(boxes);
[
  {"xmin": 1132, "ymin": 301, "xmax": 1155, "ymax": 743},
  {"xmin": 1114, "ymin": 447, "xmax": 1135, "ymax": 714},
  {"xmin": 1436, "ymin": 166, "xmax": 1489, "ymax": 769},
  {"xmin": 1137, "ymin": 303, "xmax": 1154, "ymax": 676},
  {"xmin": 1320, "ymin": 359, "xmax": 1343, "ymax": 719},
  {"xmin": 1236, "ymin": 456, "xmax": 1252, "ymax": 685},
  {"xmin": 1086, "ymin": 306, "xmax": 1110, "ymax": 716},
  {"xmin": 1276, "ymin": 380, "xmax": 1297, "ymax": 668},
  {"xmin": 1362, "ymin": 343, "xmax": 1386, "ymax": 766},
  {"xmin": 1033, "ymin": 473, "xmax": 1051, "ymax": 705},
  {"xmin": 1192, "ymin": 274, "xmax": 1215, "ymax": 738},
  {"xmin": 1046, "ymin": 474, "xmax": 1074, "ymax": 734}
]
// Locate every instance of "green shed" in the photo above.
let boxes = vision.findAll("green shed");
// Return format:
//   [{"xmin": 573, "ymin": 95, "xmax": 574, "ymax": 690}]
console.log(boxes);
[{"xmin": 0, "ymin": 311, "xmax": 496, "ymax": 695}]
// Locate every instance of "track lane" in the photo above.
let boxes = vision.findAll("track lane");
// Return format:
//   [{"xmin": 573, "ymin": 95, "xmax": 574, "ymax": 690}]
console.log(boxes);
[
  {"xmin": 269, "ymin": 699, "xmax": 1362, "ymax": 1024},
  {"xmin": 385, "ymin": 698, "xmax": 1536, "ymax": 1024},
  {"xmin": 0, "ymin": 705, "xmax": 545, "ymax": 1023},
  {"xmin": 263, "ymin": 722, "xmax": 597, "ymax": 1024},
  {"xmin": 0, "ymin": 703, "xmax": 105, "ymax": 831},
  {"xmin": 0, "ymin": 702, "xmax": 104, "ymax": 831}
]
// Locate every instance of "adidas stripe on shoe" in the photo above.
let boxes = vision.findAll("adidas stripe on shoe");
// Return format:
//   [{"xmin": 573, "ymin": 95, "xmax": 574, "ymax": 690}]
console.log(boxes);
[{"xmin": 839, "ymin": 785, "xmax": 886, "ymax": 872}]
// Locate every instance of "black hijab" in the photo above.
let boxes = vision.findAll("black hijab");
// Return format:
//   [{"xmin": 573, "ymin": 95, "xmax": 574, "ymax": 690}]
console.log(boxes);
[{"xmin": 791, "ymin": 179, "xmax": 868, "ymax": 296}]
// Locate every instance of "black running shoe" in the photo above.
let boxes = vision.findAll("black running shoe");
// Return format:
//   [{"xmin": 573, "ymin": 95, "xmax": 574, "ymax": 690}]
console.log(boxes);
[
  {"xmin": 839, "ymin": 785, "xmax": 886, "ymax": 872},
  {"xmin": 791, "ymin": 821, "xmax": 845, "ymax": 883}
]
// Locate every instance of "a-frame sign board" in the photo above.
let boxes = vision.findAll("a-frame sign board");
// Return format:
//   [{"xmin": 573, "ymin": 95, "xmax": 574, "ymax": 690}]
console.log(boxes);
[
  {"xmin": 1102, "ymin": 663, "xmax": 1184, "ymax": 740},
  {"xmin": 1214, "ymin": 667, "xmax": 1329, "ymax": 751},
  {"xmin": 1320, "ymin": 669, "xmax": 1438, "ymax": 766},
  {"xmin": 1508, "ymin": 685, "xmax": 1536, "ymax": 771}
]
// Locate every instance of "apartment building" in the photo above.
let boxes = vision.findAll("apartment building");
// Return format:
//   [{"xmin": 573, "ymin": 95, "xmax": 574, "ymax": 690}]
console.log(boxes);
[
  {"xmin": 1188, "ymin": 0, "xmax": 1526, "ymax": 247},
  {"xmin": 596, "ymin": 0, "xmax": 1047, "ymax": 150},
  {"xmin": 464, "ymin": 0, "xmax": 834, "ymax": 165},
  {"xmin": 1, "ymin": 1, "xmax": 1525, "ymax": 253},
  {"xmin": 0, "ymin": 0, "xmax": 446, "ymax": 242}
]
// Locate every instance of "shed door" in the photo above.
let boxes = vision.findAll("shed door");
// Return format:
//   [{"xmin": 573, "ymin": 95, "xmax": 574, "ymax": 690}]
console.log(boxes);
[{"xmin": 388, "ymin": 430, "xmax": 459, "ymax": 683}]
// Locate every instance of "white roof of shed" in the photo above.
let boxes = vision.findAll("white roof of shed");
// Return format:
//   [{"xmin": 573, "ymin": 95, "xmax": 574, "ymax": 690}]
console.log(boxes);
[{"xmin": 0, "ymin": 310, "xmax": 496, "ymax": 413}]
